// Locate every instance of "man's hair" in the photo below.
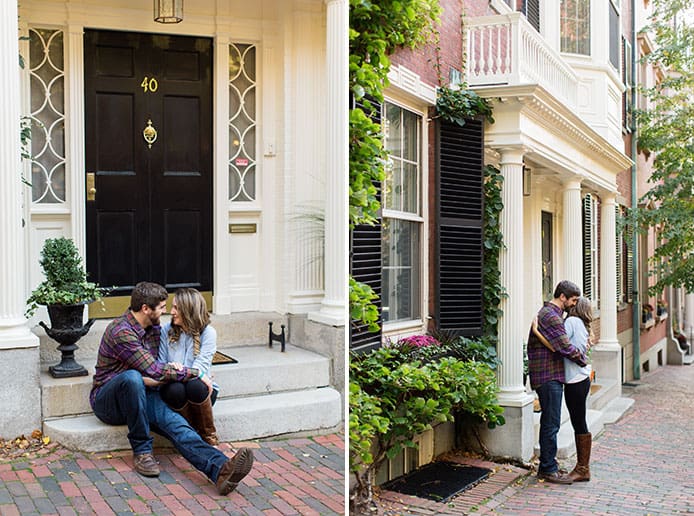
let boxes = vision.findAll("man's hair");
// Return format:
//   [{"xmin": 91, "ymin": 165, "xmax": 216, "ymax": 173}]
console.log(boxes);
[
  {"xmin": 553, "ymin": 280, "xmax": 581, "ymax": 300},
  {"xmin": 130, "ymin": 282, "xmax": 168, "ymax": 311}
]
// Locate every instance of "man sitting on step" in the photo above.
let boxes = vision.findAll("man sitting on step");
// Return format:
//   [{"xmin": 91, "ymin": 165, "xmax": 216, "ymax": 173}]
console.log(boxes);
[{"xmin": 89, "ymin": 281, "xmax": 253, "ymax": 494}]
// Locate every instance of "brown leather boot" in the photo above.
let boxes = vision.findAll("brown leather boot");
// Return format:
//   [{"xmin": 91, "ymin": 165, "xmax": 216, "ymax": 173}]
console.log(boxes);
[
  {"xmin": 568, "ymin": 433, "xmax": 592, "ymax": 482},
  {"xmin": 188, "ymin": 396, "xmax": 220, "ymax": 446}
]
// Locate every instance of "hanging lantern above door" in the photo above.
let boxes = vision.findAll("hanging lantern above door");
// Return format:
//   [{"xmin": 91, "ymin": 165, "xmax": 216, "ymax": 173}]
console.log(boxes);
[{"xmin": 154, "ymin": 0, "xmax": 183, "ymax": 23}]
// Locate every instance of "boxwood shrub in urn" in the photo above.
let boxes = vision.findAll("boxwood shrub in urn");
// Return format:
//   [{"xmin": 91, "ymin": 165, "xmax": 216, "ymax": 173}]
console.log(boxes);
[{"xmin": 26, "ymin": 237, "xmax": 106, "ymax": 377}]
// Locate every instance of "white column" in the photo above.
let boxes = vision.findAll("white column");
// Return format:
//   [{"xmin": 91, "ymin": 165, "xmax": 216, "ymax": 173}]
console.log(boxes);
[
  {"xmin": 309, "ymin": 0, "xmax": 347, "ymax": 327},
  {"xmin": 497, "ymin": 148, "xmax": 530, "ymax": 404},
  {"xmin": 599, "ymin": 193, "xmax": 619, "ymax": 347},
  {"xmin": 685, "ymin": 293, "xmax": 694, "ymax": 344},
  {"xmin": 0, "ymin": 1, "xmax": 38, "ymax": 350},
  {"xmin": 66, "ymin": 25, "xmax": 86, "ymax": 255},
  {"xmin": 562, "ymin": 178, "xmax": 583, "ymax": 287}
]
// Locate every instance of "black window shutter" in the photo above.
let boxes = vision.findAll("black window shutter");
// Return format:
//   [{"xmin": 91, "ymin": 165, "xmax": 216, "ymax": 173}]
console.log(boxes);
[
  {"xmin": 349, "ymin": 96, "xmax": 382, "ymax": 351},
  {"xmin": 436, "ymin": 119, "xmax": 484, "ymax": 336},
  {"xmin": 520, "ymin": 0, "xmax": 540, "ymax": 33}
]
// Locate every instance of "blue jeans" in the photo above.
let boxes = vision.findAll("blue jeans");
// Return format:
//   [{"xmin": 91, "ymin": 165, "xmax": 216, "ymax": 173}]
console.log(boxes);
[
  {"xmin": 536, "ymin": 380, "xmax": 564, "ymax": 474},
  {"xmin": 92, "ymin": 370, "xmax": 228, "ymax": 482}
]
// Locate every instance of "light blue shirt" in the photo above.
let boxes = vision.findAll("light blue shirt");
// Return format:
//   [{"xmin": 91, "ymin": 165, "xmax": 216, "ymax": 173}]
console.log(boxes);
[
  {"xmin": 564, "ymin": 316, "xmax": 592, "ymax": 383},
  {"xmin": 158, "ymin": 322, "xmax": 217, "ymax": 376}
]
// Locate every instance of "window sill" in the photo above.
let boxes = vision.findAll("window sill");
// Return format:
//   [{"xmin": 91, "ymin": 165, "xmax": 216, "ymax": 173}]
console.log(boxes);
[
  {"xmin": 382, "ymin": 319, "xmax": 426, "ymax": 342},
  {"xmin": 640, "ymin": 319, "xmax": 655, "ymax": 331}
]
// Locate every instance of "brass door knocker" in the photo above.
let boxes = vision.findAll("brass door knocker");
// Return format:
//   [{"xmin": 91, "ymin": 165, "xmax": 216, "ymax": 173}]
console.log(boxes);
[{"xmin": 143, "ymin": 119, "xmax": 157, "ymax": 148}]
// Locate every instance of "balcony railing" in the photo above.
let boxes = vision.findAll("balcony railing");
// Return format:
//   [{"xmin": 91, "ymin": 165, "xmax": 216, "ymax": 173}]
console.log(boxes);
[{"xmin": 465, "ymin": 13, "xmax": 578, "ymax": 110}]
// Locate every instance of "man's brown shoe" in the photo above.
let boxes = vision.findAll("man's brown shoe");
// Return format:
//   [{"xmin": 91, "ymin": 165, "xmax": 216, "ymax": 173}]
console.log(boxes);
[
  {"xmin": 537, "ymin": 470, "xmax": 573, "ymax": 484},
  {"xmin": 133, "ymin": 453, "xmax": 160, "ymax": 477},
  {"xmin": 216, "ymin": 448, "xmax": 254, "ymax": 495}
]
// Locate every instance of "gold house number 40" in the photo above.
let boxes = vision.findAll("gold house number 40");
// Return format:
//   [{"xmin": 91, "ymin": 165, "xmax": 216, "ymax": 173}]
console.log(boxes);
[{"xmin": 141, "ymin": 76, "xmax": 159, "ymax": 93}]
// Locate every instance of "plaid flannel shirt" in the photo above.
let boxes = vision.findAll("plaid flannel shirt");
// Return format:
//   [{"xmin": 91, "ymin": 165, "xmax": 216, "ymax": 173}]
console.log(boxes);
[
  {"xmin": 527, "ymin": 302, "xmax": 587, "ymax": 390},
  {"xmin": 90, "ymin": 311, "xmax": 199, "ymax": 407}
]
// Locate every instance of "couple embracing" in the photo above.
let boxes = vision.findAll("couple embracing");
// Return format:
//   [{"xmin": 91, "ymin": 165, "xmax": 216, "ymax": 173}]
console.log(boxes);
[{"xmin": 528, "ymin": 280, "xmax": 594, "ymax": 485}]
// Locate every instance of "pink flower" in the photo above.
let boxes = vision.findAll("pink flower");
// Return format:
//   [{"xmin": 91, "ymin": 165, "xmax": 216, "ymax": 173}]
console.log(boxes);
[{"xmin": 397, "ymin": 335, "xmax": 440, "ymax": 348}]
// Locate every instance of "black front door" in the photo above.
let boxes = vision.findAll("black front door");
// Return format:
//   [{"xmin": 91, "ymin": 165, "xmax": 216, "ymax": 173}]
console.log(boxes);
[{"xmin": 84, "ymin": 30, "xmax": 213, "ymax": 310}]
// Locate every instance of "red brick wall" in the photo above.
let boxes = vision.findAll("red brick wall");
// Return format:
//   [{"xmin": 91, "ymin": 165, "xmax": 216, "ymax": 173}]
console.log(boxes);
[
  {"xmin": 390, "ymin": 0, "xmax": 496, "ymax": 89},
  {"xmin": 390, "ymin": 0, "xmax": 465, "ymax": 87}
]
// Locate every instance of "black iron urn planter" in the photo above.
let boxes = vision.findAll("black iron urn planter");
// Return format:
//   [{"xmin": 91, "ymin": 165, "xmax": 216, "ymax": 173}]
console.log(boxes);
[{"xmin": 39, "ymin": 303, "xmax": 94, "ymax": 378}]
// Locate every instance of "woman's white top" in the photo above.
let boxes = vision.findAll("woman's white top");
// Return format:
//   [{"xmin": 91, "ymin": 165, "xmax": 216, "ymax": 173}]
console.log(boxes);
[
  {"xmin": 564, "ymin": 316, "xmax": 592, "ymax": 384},
  {"xmin": 158, "ymin": 322, "xmax": 217, "ymax": 376}
]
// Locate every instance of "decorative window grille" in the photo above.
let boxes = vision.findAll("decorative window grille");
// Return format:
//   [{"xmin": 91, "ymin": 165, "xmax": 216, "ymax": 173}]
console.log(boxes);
[
  {"xmin": 228, "ymin": 43, "xmax": 257, "ymax": 202},
  {"xmin": 582, "ymin": 194, "xmax": 599, "ymax": 305},
  {"xmin": 560, "ymin": 0, "xmax": 591, "ymax": 55},
  {"xmin": 29, "ymin": 28, "xmax": 65, "ymax": 204}
]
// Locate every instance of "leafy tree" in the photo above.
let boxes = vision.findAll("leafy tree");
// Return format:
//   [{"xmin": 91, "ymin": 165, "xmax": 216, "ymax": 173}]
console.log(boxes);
[{"xmin": 635, "ymin": 0, "xmax": 694, "ymax": 293}]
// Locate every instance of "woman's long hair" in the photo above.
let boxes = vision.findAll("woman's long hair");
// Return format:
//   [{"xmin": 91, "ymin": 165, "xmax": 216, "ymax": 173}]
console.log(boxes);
[
  {"xmin": 168, "ymin": 288, "xmax": 210, "ymax": 356},
  {"xmin": 568, "ymin": 296, "xmax": 593, "ymax": 333}
]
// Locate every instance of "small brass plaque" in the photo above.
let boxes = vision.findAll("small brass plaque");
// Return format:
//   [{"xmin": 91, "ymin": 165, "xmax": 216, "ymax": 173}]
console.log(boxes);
[{"xmin": 229, "ymin": 223, "xmax": 257, "ymax": 234}]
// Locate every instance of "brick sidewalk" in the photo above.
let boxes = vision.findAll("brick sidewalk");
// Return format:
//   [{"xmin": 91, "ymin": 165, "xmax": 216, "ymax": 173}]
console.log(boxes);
[
  {"xmin": 374, "ymin": 364, "xmax": 694, "ymax": 515},
  {"xmin": 0, "ymin": 433, "xmax": 345, "ymax": 515}
]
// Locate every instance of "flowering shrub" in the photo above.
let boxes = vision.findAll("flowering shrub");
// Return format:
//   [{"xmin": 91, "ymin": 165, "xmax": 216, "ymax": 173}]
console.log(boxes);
[{"xmin": 395, "ymin": 334, "xmax": 440, "ymax": 348}]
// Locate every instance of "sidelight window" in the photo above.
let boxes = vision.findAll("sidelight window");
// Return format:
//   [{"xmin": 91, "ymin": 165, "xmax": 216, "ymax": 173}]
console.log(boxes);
[
  {"xmin": 229, "ymin": 43, "xmax": 257, "ymax": 202},
  {"xmin": 28, "ymin": 28, "xmax": 66, "ymax": 204}
]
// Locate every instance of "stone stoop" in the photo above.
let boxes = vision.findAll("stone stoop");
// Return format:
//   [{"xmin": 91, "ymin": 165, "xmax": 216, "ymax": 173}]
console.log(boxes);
[{"xmin": 42, "ymin": 344, "xmax": 343, "ymax": 452}]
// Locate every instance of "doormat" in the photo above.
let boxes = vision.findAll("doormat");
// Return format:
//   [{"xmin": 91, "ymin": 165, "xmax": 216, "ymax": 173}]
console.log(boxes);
[
  {"xmin": 212, "ymin": 351, "xmax": 237, "ymax": 365},
  {"xmin": 382, "ymin": 461, "xmax": 492, "ymax": 503},
  {"xmin": 590, "ymin": 383, "xmax": 602, "ymax": 395}
]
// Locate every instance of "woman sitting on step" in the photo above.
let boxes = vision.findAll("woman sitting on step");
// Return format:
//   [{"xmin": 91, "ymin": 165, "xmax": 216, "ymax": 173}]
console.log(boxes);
[{"xmin": 158, "ymin": 288, "xmax": 219, "ymax": 445}]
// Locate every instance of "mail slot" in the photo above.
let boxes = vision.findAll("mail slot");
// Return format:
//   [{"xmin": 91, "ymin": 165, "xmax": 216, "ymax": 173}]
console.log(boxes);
[{"xmin": 228, "ymin": 223, "xmax": 257, "ymax": 234}]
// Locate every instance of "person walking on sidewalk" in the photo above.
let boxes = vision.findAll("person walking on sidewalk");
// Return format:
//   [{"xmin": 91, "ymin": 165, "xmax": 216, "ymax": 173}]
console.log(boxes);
[
  {"xmin": 533, "ymin": 296, "xmax": 594, "ymax": 482},
  {"xmin": 158, "ymin": 287, "xmax": 219, "ymax": 445},
  {"xmin": 89, "ymin": 282, "xmax": 253, "ymax": 494},
  {"xmin": 527, "ymin": 280, "xmax": 588, "ymax": 485}
]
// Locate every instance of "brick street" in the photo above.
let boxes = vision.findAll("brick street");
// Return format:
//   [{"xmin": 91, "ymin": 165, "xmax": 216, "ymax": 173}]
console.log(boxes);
[
  {"xmin": 0, "ymin": 433, "xmax": 345, "ymax": 515},
  {"xmin": 376, "ymin": 364, "xmax": 694, "ymax": 515}
]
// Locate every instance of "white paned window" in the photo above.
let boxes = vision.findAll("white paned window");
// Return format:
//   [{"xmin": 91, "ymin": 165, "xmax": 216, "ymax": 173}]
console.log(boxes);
[
  {"xmin": 560, "ymin": 0, "xmax": 591, "ymax": 55},
  {"xmin": 229, "ymin": 43, "xmax": 257, "ymax": 202},
  {"xmin": 29, "ymin": 28, "xmax": 65, "ymax": 204},
  {"xmin": 382, "ymin": 102, "xmax": 422, "ymax": 324},
  {"xmin": 582, "ymin": 193, "xmax": 599, "ymax": 306}
]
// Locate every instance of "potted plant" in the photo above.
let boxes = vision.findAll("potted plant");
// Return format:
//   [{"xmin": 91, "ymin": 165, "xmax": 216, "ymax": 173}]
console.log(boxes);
[{"xmin": 26, "ymin": 237, "xmax": 106, "ymax": 377}]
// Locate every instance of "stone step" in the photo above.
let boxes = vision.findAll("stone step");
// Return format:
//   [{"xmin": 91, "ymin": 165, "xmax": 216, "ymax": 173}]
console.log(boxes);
[
  {"xmin": 532, "ymin": 379, "xmax": 632, "ymax": 459},
  {"xmin": 36, "ymin": 312, "xmax": 288, "ymax": 367},
  {"xmin": 42, "ymin": 344, "xmax": 332, "ymax": 419},
  {"xmin": 43, "ymin": 387, "xmax": 342, "ymax": 453}
]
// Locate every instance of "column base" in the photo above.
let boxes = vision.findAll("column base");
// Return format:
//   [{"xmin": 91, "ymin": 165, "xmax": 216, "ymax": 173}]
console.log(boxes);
[
  {"xmin": 0, "ymin": 346, "xmax": 41, "ymax": 437},
  {"xmin": 0, "ymin": 320, "xmax": 40, "ymax": 350},
  {"xmin": 593, "ymin": 339, "xmax": 623, "ymax": 387},
  {"xmin": 478, "ymin": 395, "xmax": 536, "ymax": 461},
  {"xmin": 308, "ymin": 299, "xmax": 345, "ymax": 327}
]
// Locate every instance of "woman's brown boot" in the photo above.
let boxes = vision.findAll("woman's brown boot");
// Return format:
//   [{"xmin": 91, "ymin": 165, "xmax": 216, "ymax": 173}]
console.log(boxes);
[
  {"xmin": 568, "ymin": 433, "xmax": 592, "ymax": 481},
  {"xmin": 188, "ymin": 396, "xmax": 219, "ymax": 445}
]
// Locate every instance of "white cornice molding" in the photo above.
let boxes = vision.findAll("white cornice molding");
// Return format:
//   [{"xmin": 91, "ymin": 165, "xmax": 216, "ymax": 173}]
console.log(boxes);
[{"xmin": 478, "ymin": 84, "xmax": 633, "ymax": 174}]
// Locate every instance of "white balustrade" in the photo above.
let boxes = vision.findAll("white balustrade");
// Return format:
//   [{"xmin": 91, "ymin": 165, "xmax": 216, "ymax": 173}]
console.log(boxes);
[{"xmin": 466, "ymin": 13, "xmax": 577, "ymax": 109}]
